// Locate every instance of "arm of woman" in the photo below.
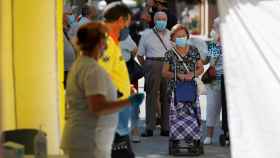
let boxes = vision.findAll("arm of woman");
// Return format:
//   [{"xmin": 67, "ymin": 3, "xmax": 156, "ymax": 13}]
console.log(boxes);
[
  {"xmin": 137, "ymin": 55, "xmax": 145, "ymax": 65},
  {"xmin": 162, "ymin": 63, "xmax": 174, "ymax": 80},
  {"xmin": 83, "ymin": 67, "xmax": 131, "ymax": 116},
  {"xmin": 163, "ymin": 51, "xmax": 195, "ymax": 81},
  {"xmin": 162, "ymin": 62, "xmax": 186, "ymax": 81},
  {"xmin": 201, "ymin": 57, "xmax": 210, "ymax": 65},
  {"xmin": 195, "ymin": 59, "xmax": 204, "ymax": 76},
  {"xmin": 87, "ymin": 95, "xmax": 130, "ymax": 116}
]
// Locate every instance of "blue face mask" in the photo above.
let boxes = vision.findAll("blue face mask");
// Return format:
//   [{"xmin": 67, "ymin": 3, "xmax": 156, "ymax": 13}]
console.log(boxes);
[
  {"xmin": 175, "ymin": 37, "xmax": 190, "ymax": 47},
  {"xmin": 119, "ymin": 27, "xmax": 130, "ymax": 41},
  {"xmin": 155, "ymin": 20, "xmax": 167, "ymax": 30},
  {"xmin": 67, "ymin": 15, "xmax": 76, "ymax": 26},
  {"xmin": 79, "ymin": 17, "xmax": 90, "ymax": 25}
]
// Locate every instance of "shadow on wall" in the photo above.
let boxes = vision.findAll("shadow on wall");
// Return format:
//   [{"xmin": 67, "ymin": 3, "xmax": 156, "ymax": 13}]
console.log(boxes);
[
  {"xmin": 217, "ymin": 0, "xmax": 276, "ymax": 16},
  {"xmin": 218, "ymin": 0, "xmax": 280, "ymax": 82}
]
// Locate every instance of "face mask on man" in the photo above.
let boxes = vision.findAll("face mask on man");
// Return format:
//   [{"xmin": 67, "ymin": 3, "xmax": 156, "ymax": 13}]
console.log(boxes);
[
  {"xmin": 175, "ymin": 37, "xmax": 191, "ymax": 47},
  {"xmin": 79, "ymin": 17, "xmax": 90, "ymax": 25},
  {"xmin": 67, "ymin": 15, "xmax": 76, "ymax": 26},
  {"xmin": 155, "ymin": 20, "xmax": 167, "ymax": 31},
  {"xmin": 119, "ymin": 27, "xmax": 130, "ymax": 41}
]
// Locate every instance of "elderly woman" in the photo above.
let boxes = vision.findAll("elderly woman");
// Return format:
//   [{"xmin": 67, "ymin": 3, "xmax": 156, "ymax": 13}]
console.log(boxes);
[
  {"xmin": 162, "ymin": 24, "xmax": 204, "ymax": 150},
  {"xmin": 60, "ymin": 22, "xmax": 144, "ymax": 158},
  {"xmin": 203, "ymin": 17, "xmax": 227, "ymax": 145}
]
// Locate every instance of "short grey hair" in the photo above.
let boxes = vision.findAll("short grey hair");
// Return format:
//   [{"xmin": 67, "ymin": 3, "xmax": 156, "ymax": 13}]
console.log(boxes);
[{"xmin": 153, "ymin": 11, "xmax": 167, "ymax": 21}]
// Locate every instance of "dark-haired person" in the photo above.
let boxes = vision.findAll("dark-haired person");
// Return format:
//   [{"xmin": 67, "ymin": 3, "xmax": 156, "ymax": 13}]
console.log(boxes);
[
  {"xmin": 78, "ymin": 5, "xmax": 97, "ymax": 25},
  {"xmin": 60, "ymin": 22, "xmax": 144, "ymax": 158},
  {"xmin": 143, "ymin": 0, "xmax": 177, "ymax": 30},
  {"xmin": 68, "ymin": 5, "xmax": 97, "ymax": 40},
  {"xmin": 203, "ymin": 18, "xmax": 226, "ymax": 145},
  {"xmin": 97, "ymin": 2, "xmax": 136, "ymax": 157},
  {"xmin": 119, "ymin": 34, "xmax": 141, "ymax": 143}
]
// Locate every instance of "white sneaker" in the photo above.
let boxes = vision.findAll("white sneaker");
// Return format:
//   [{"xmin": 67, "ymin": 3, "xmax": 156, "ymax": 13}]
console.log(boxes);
[
  {"xmin": 131, "ymin": 128, "xmax": 141, "ymax": 143},
  {"xmin": 203, "ymin": 137, "xmax": 212, "ymax": 145},
  {"xmin": 132, "ymin": 135, "xmax": 141, "ymax": 143}
]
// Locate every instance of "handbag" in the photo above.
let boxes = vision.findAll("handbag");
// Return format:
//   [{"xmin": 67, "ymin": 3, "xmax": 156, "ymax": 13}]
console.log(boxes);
[
  {"xmin": 172, "ymin": 48, "xmax": 197, "ymax": 103},
  {"xmin": 175, "ymin": 80, "xmax": 197, "ymax": 103},
  {"xmin": 201, "ymin": 53, "xmax": 221, "ymax": 84},
  {"xmin": 194, "ymin": 77, "xmax": 206, "ymax": 95},
  {"xmin": 126, "ymin": 57, "xmax": 144, "ymax": 83},
  {"xmin": 201, "ymin": 65, "xmax": 216, "ymax": 84}
]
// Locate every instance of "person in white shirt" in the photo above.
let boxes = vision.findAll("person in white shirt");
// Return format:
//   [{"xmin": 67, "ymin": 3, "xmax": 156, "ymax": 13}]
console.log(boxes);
[
  {"xmin": 137, "ymin": 11, "xmax": 172, "ymax": 137},
  {"xmin": 61, "ymin": 22, "xmax": 144, "ymax": 158},
  {"xmin": 202, "ymin": 18, "xmax": 226, "ymax": 145},
  {"xmin": 120, "ymin": 35, "xmax": 138, "ymax": 62}
]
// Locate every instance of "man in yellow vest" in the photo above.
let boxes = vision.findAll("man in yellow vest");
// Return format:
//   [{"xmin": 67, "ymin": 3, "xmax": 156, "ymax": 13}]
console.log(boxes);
[
  {"xmin": 99, "ymin": 2, "xmax": 135, "ymax": 157},
  {"xmin": 99, "ymin": 2, "xmax": 131, "ymax": 100}
]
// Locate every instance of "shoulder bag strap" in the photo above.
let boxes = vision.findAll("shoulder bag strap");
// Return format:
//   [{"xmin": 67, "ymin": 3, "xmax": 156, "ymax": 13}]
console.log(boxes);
[
  {"xmin": 64, "ymin": 30, "xmax": 78, "ymax": 58},
  {"xmin": 172, "ymin": 48, "xmax": 190, "ymax": 72},
  {"xmin": 153, "ymin": 28, "xmax": 168, "ymax": 51},
  {"xmin": 64, "ymin": 30, "xmax": 70, "ymax": 41}
]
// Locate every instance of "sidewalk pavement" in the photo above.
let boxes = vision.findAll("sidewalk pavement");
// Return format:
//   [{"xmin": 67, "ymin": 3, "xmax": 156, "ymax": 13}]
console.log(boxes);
[
  {"xmin": 132, "ymin": 121, "xmax": 231, "ymax": 158},
  {"xmin": 133, "ymin": 80, "xmax": 231, "ymax": 157}
]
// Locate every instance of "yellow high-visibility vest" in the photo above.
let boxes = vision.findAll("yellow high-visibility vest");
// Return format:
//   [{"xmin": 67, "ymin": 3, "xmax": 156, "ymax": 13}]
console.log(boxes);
[{"xmin": 99, "ymin": 36, "xmax": 131, "ymax": 99}]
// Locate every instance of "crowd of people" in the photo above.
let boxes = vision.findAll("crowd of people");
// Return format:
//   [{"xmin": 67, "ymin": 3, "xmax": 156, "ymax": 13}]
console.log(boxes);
[{"xmin": 62, "ymin": 0, "xmax": 228, "ymax": 157}]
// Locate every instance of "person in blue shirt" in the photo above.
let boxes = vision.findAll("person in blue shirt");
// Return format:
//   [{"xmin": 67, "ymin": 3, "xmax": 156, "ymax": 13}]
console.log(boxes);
[
  {"xmin": 120, "ymin": 34, "xmax": 141, "ymax": 143},
  {"xmin": 202, "ymin": 17, "xmax": 226, "ymax": 145}
]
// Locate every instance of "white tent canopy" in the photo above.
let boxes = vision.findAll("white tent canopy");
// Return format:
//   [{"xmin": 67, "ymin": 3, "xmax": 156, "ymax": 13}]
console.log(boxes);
[{"xmin": 218, "ymin": 0, "xmax": 280, "ymax": 157}]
